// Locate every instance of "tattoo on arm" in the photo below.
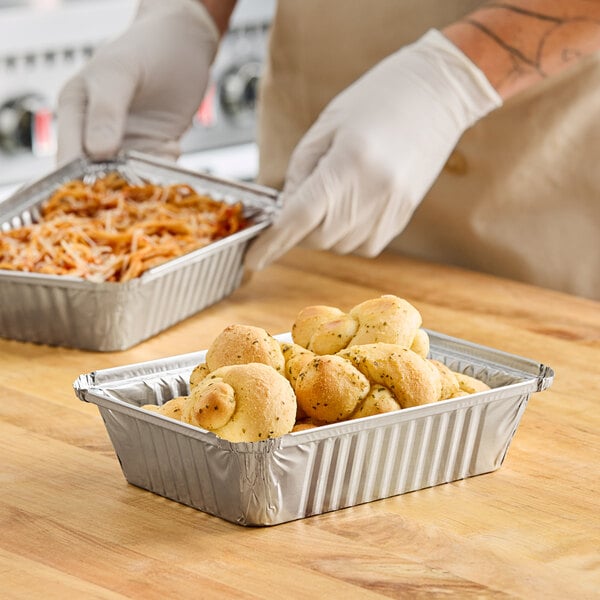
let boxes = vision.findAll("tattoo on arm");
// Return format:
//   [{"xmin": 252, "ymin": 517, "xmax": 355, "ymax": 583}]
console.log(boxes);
[
  {"xmin": 444, "ymin": 1, "xmax": 600, "ymax": 97},
  {"xmin": 485, "ymin": 2, "xmax": 565, "ymax": 22},
  {"xmin": 463, "ymin": 17, "xmax": 542, "ymax": 78},
  {"xmin": 471, "ymin": 3, "xmax": 600, "ymax": 78}
]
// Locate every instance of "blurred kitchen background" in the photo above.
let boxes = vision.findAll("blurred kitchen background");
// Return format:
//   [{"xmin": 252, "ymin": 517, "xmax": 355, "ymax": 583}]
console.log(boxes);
[{"xmin": 0, "ymin": 0, "xmax": 275, "ymax": 201}]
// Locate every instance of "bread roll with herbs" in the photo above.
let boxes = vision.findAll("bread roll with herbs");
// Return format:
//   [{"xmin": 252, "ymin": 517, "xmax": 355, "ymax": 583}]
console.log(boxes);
[
  {"xmin": 429, "ymin": 359, "xmax": 461, "ymax": 400},
  {"xmin": 294, "ymin": 354, "xmax": 371, "ymax": 423},
  {"xmin": 183, "ymin": 363, "xmax": 296, "ymax": 442},
  {"xmin": 143, "ymin": 296, "xmax": 491, "ymax": 438},
  {"xmin": 454, "ymin": 371, "xmax": 491, "ymax": 395},
  {"xmin": 281, "ymin": 342, "xmax": 316, "ymax": 420},
  {"xmin": 142, "ymin": 396, "xmax": 187, "ymax": 420},
  {"xmin": 190, "ymin": 363, "xmax": 210, "ymax": 388},
  {"xmin": 291, "ymin": 295, "xmax": 429, "ymax": 358},
  {"xmin": 292, "ymin": 305, "xmax": 358, "ymax": 354},
  {"xmin": 206, "ymin": 324, "xmax": 285, "ymax": 374},
  {"xmin": 292, "ymin": 420, "xmax": 318, "ymax": 432},
  {"xmin": 338, "ymin": 343, "xmax": 442, "ymax": 408},
  {"xmin": 350, "ymin": 384, "xmax": 402, "ymax": 420},
  {"xmin": 348, "ymin": 295, "xmax": 422, "ymax": 348},
  {"xmin": 281, "ymin": 342, "xmax": 316, "ymax": 388},
  {"xmin": 410, "ymin": 328, "xmax": 430, "ymax": 359}
]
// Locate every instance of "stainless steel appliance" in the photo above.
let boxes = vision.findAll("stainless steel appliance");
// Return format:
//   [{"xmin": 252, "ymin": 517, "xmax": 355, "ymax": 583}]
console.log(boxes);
[{"xmin": 0, "ymin": 0, "xmax": 275, "ymax": 198}]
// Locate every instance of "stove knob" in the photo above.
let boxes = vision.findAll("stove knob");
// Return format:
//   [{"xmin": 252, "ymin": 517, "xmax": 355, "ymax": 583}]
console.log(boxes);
[
  {"xmin": 219, "ymin": 61, "xmax": 262, "ymax": 125},
  {"xmin": 0, "ymin": 94, "xmax": 55, "ymax": 156}
]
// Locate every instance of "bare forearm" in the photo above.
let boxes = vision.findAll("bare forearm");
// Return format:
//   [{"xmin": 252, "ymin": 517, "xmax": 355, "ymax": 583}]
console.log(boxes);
[
  {"xmin": 200, "ymin": 0, "xmax": 237, "ymax": 36},
  {"xmin": 444, "ymin": 0, "xmax": 600, "ymax": 99}
]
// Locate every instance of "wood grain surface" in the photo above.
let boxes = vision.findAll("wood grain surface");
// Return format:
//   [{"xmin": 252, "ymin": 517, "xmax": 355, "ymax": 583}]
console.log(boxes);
[{"xmin": 1, "ymin": 248, "xmax": 598, "ymax": 600}]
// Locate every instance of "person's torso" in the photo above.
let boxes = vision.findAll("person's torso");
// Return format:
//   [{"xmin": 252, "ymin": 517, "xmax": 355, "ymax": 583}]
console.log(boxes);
[{"xmin": 257, "ymin": 0, "xmax": 600, "ymax": 299}]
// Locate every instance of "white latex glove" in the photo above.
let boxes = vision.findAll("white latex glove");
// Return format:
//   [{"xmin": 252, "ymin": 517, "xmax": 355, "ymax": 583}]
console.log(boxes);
[
  {"xmin": 56, "ymin": 0, "xmax": 219, "ymax": 164},
  {"xmin": 245, "ymin": 29, "xmax": 502, "ymax": 270}
]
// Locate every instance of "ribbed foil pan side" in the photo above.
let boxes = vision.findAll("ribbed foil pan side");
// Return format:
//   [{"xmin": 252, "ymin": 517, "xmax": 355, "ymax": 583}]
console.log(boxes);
[
  {"xmin": 95, "ymin": 391, "xmax": 528, "ymax": 526},
  {"xmin": 0, "ymin": 151, "xmax": 278, "ymax": 350},
  {"xmin": 74, "ymin": 332, "xmax": 554, "ymax": 525},
  {"xmin": 0, "ymin": 241, "xmax": 246, "ymax": 350}
]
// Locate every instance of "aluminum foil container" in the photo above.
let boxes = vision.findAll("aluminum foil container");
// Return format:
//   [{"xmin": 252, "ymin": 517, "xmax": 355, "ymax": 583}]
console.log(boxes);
[
  {"xmin": 73, "ymin": 331, "xmax": 554, "ymax": 526},
  {"xmin": 0, "ymin": 151, "xmax": 278, "ymax": 351}
]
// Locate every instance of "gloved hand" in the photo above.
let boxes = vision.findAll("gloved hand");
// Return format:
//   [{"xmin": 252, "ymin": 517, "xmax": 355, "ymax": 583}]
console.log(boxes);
[
  {"xmin": 56, "ymin": 0, "xmax": 219, "ymax": 164},
  {"xmin": 245, "ymin": 29, "xmax": 502, "ymax": 270}
]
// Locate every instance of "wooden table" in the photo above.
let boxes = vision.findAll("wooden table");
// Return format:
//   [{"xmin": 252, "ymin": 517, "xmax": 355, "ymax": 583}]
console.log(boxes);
[{"xmin": 1, "ymin": 248, "xmax": 598, "ymax": 599}]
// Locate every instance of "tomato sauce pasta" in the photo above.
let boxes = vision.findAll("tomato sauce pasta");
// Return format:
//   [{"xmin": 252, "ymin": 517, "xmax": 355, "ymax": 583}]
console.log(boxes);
[{"xmin": 0, "ymin": 173, "xmax": 248, "ymax": 282}]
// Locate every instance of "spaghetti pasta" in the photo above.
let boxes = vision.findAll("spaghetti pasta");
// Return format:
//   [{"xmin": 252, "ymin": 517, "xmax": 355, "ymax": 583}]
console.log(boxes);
[{"xmin": 0, "ymin": 173, "xmax": 248, "ymax": 282}]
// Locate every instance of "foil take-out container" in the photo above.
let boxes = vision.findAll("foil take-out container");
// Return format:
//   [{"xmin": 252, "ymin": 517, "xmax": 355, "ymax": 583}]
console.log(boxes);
[
  {"xmin": 73, "ymin": 331, "xmax": 554, "ymax": 526},
  {"xmin": 0, "ymin": 151, "xmax": 278, "ymax": 351}
]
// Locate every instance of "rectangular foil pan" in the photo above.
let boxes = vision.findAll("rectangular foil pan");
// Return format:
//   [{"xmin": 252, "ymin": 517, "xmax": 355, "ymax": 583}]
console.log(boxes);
[
  {"xmin": 0, "ymin": 151, "xmax": 278, "ymax": 351},
  {"xmin": 73, "ymin": 331, "xmax": 554, "ymax": 526}
]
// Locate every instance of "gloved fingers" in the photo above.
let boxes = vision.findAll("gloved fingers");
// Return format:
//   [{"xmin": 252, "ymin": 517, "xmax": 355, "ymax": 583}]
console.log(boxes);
[
  {"xmin": 300, "ymin": 137, "xmax": 399, "ymax": 251},
  {"xmin": 244, "ymin": 168, "xmax": 331, "ymax": 271},
  {"xmin": 329, "ymin": 219, "xmax": 376, "ymax": 255},
  {"xmin": 307, "ymin": 194, "xmax": 394, "ymax": 256},
  {"xmin": 351, "ymin": 191, "xmax": 420, "ymax": 257},
  {"xmin": 121, "ymin": 134, "xmax": 180, "ymax": 162},
  {"xmin": 83, "ymin": 62, "xmax": 138, "ymax": 160},
  {"xmin": 120, "ymin": 111, "xmax": 182, "ymax": 160},
  {"xmin": 56, "ymin": 75, "xmax": 87, "ymax": 165},
  {"xmin": 243, "ymin": 203, "xmax": 322, "ymax": 271},
  {"xmin": 342, "ymin": 225, "xmax": 392, "ymax": 257},
  {"xmin": 299, "ymin": 162, "xmax": 359, "ymax": 250},
  {"xmin": 352, "ymin": 236, "xmax": 392, "ymax": 258},
  {"xmin": 328, "ymin": 183, "xmax": 422, "ymax": 256},
  {"xmin": 283, "ymin": 120, "xmax": 334, "ymax": 196}
]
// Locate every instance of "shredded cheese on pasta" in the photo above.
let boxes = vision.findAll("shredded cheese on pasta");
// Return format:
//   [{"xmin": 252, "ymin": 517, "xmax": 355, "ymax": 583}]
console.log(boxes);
[{"xmin": 0, "ymin": 172, "xmax": 248, "ymax": 282}]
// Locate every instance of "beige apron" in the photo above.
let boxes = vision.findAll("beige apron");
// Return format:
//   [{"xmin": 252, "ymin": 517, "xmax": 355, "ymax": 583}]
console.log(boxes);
[{"xmin": 256, "ymin": 0, "xmax": 600, "ymax": 300}]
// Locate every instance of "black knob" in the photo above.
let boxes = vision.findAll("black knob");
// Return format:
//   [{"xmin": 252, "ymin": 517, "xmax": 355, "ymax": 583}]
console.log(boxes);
[
  {"xmin": 0, "ymin": 94, "xmax": 54, "ymax": 156},
  {"xmin": 219, "ymin": 61, "xmax": 262, "ymax": 125}
]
